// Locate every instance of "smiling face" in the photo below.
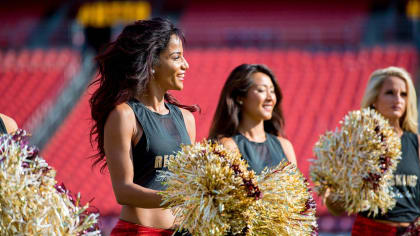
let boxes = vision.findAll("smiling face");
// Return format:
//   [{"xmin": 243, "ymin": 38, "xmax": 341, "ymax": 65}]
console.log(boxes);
[
  {"xmin": 240, "ymin": 72, "xmax": 277, "ymax": 121},
  {"xmin": 374, "ymin": 76, "xmax": 407, "ymax": 121},
  {"xmin": 153, "ymin": 34, "xmax": 189, "ymax": 91}
]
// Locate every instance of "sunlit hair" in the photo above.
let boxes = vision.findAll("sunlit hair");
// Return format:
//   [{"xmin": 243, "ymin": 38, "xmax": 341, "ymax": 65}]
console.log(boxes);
[
  {"xmin": 209, "ymin": 64, "xmax": 285, "ymax": 139},
  {"xmin": 90, "ymin": 18, "xmax": 199, "ymax": 172},
  {"xmin": 361, "ymin": 66, "xmax": 418, "ymax": 133}
]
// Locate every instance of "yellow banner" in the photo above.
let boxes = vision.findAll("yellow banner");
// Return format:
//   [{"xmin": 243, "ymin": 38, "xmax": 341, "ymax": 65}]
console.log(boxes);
[
  {"xmin": 77, "ymin": 1, "xmax": 151, "ymax": 27},
  {"xmin": 407, "ymin": 0, "xmax": 420, "ymax": 19}
]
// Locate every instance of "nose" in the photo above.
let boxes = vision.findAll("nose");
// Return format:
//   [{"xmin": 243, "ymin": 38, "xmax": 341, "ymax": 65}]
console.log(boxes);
[
  {"xmin": 266, "ymin": 91, "xmax": 274, "ymax": 101},
  {"xmin": 395, "ymin": 93, "xmax": 405, "ymax": 104},
  {"xmin": 182, "ymin": 57, "xmax": 189, "ymax": 70}
]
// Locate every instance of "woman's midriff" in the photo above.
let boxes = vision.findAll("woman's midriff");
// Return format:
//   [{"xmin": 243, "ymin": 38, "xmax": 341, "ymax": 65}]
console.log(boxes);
[{"xmin": 120, "ymin": 205, "xmax": 176, "ymax": 229}]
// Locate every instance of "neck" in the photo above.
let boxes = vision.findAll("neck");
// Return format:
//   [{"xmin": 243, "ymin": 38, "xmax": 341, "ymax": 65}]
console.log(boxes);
[
  {"xmin": 389, "ymin": 118, "xmax": 404, "ymax": 137},
  {"xmin": 136, "ymin": 80, "xmax": 167, "ymax": 113},
  {"xmin": 238, "ymin": 115, "xmax": 266, "ymax": 142}
]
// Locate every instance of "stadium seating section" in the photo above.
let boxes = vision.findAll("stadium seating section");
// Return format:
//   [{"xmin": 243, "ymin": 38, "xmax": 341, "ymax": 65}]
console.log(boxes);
[
  {"xmin": 0, "ymin": 49, "xmax": 80, "ymax": 130},
  {"xmin": 180, "ymin": 1, "xmax": 368, "ymax": 46}
]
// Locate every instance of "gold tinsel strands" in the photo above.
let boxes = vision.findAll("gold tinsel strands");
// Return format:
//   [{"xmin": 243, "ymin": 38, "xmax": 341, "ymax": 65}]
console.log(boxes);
[
  {"xmin": 159, "ymin": 140, "xmax": 318, "ymax": 236},
  {"xmin": 0, "ymin": 130, "xmax": 100, "ymax": 235},
  {"xmin": 159, "ymin": 141, "xmax": 259, "ymax": 235},
  {"xmin": 249, "ymin": 161, "xmax": 317, "ymax": 235},
  {"xmin": 310, "ymin": 108, "xmax": 402, "ymax": 216}
]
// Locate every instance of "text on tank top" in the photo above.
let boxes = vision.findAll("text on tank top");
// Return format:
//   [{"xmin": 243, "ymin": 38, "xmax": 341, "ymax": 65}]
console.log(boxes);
[
  {"xmin": 361, "ymin": 131, "xmax": 420, "ymax": 222},
  {"xmin": 0, "ymin": 117, "xmax": 7, "ymax": 134},
  {"xmin": 127, "ymin": 100, "xmax": 191, "ymax": 190},
  {"xmin": 232, "ymin": 133, "xmax": 287, "ymax": 174}
]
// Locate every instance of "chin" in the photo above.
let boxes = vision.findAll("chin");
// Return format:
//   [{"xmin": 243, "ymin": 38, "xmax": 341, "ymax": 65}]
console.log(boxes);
[
  {"xmin": 172, "ymin": 84, "xmax": 183, "ymax": 90},
  {"xmin": 261, "ymin": 114, "xmax": 273, "ymax": 120}
]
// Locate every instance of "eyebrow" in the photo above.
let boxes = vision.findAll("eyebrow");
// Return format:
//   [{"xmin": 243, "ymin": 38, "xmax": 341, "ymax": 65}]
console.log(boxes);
[
  {"xmin": 169, "ymin": 51, "xmax": 181, "ymax": 56},
  {"xmin": 385, "ymin": 88, "xmax": 407, "ymax": 92},
  {"xmin": 254, "ymin": 84, "xmax": 275, "ymax": 89}
]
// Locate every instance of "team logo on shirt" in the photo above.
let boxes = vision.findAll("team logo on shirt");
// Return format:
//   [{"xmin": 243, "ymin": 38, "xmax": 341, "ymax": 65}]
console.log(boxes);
[
  {"xmin": 154, "ymin": 155, "xmax": 175, "ymax": 169},
  {"xmin": 391, "ymin": 174, "xmax": 418, "ymax": 199},
  {"xmin": 390, "ymin": 174, "xmax": 418, "ymax": 187}
]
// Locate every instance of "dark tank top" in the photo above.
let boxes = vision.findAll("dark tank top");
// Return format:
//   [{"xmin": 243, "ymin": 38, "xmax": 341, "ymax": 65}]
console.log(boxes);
[
  {"xmin": 232, "ymin": 133, "xmax": 287, "ymax": 174},
  {"xmin": 361, "ymin": 132, "xmax": 420, "ymax": 222},
  {"xmin": 0, "ymin": 117, "xmax": 7, "ymax": 134},
  {"xmin": 127, "ymin": 100, "xmax": 191, "ymax": 190}
]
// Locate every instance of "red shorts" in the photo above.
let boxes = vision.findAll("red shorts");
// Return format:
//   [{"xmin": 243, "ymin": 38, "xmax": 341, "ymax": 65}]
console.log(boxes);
[
  {"xmin": 110, "ymin": 219, "xmax": 175, "ymax": 236},
  {"xmin": 352, "ymin": 215, "xmax": 408, "ymax": 236}
]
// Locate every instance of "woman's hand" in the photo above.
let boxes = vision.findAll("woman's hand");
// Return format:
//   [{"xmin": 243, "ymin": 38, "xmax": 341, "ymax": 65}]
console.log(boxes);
[{"xmin": 323, "ymin": 188, "xmax": 346, "ymax": 216}]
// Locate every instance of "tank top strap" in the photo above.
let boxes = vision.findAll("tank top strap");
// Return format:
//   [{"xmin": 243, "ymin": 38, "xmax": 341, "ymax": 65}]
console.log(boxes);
[
  {"xmin": 126, "ymin": 100, "xmax": 153, "ymax": 151},
  {"xmin": 231, "ymin": 133, "xmax": 244, "ymax": 145},
  {"xmin": 266, "ymin": 133, "xmax": 287, "ymax": 159},
  {"xmin": 403, "ymin": 132, "xmax": 419, "ymax": 153},
  {"xmin": 0, "ymin": 117, "xmax": 6, "ymax": 134},
  {"xmin": 166, "ymin": 103, "xmax": 189, "ymax": 135}
]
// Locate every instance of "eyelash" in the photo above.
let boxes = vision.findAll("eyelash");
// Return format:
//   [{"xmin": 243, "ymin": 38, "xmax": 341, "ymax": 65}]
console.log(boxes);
[
  {"xmin": 257, "ymin": 89, "xmax": 275, "ymax": 93},
  {"xmin": 385, "ymin": 91, "xmax": 407, "ymax": 96}
]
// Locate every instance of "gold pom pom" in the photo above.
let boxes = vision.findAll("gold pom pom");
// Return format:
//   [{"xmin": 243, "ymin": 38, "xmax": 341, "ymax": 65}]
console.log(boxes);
[
  {"xmin": 0, "ymin": 130, "xmax": 100, "ymax": 235},
  {"xmin": 159, "ymin": 140, "xmax": 318, "ymax": 235},
  {"xmin": 310, "ymin": 108, "xmax": 402, "ymax": 216},
  {"xmin": 249, "ymin": 161, "xmax": 317, "ymax": 235}
]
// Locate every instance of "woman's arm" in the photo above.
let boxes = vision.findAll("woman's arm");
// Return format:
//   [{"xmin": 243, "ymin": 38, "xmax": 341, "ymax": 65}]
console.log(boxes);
[
  {"xmin": 323, "ymin": 188, "xmax": 346, "ymax": 216},
  {"xmin": 180, "ymin": 108, "xmax": 196, "ymax": 143},
  {"xmin": 104, "ymin": 103, "xmax": 162, "ymax": 209},
  {"xmin": 277, "ymin": 137, "xmax": 297, "ymax": 166}
]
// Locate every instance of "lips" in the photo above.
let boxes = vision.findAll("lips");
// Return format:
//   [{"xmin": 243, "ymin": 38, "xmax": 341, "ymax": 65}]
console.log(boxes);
[
  {"xmin": 391, "ymin": 105, "xmax": 402, "ymax": 111},
  {"xmin": 177, "ymin": 73, "xmax": 185, "ymax": 81},
  {"xmin": 262, "ymin": 104, "xmax": 274, "ymax": 111}
]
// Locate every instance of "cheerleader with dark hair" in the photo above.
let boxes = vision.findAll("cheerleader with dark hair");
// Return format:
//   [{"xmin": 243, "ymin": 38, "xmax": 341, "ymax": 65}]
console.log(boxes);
[
  {"xmin": 89, "ymin": 18, "xmax": 197, "ymax": 235},
  {"xmin": 209, "ymin": 64, "xmax": 296, "ymax": 174}
]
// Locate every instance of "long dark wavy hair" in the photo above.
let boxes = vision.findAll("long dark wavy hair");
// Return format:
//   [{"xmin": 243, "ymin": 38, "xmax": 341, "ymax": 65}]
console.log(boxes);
[
  {"xmin": 209, "ymin": 64, "xmax": 285, "ymax": 139},
  {"xmin": 90, "ymin": 18, "xmax": 198, "ymax": 171}
]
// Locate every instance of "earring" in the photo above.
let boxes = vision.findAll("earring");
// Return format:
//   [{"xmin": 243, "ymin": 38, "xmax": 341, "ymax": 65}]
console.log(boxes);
[
  {"xmin": 238, "ymin": 100, "xmax": 243, "ymax": 105},
  {"xmin": 151, "ymin": 69, "xmax": 155, "ymax": 74}
]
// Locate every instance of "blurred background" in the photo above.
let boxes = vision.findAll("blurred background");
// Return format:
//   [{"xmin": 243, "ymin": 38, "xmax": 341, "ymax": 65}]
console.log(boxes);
[{"xmin": 1, "ymin": 0, "xmax": 419, "ymax": 235}]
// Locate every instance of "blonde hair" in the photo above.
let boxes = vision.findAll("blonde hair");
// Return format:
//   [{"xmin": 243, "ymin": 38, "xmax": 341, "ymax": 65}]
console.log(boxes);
[{"xmin": 361, "ymin": 66, "xmax": 418, "ymax": 133}]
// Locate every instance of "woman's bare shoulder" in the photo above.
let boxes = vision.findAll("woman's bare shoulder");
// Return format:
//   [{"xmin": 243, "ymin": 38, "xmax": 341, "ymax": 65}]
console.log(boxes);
[
  {"xmin": 0, "ymin": 113, "xmax": 18, "ymax": 133},
  {"xmin": 219, "ymin": 137, "xmax": 238, "ymax": 152}
]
